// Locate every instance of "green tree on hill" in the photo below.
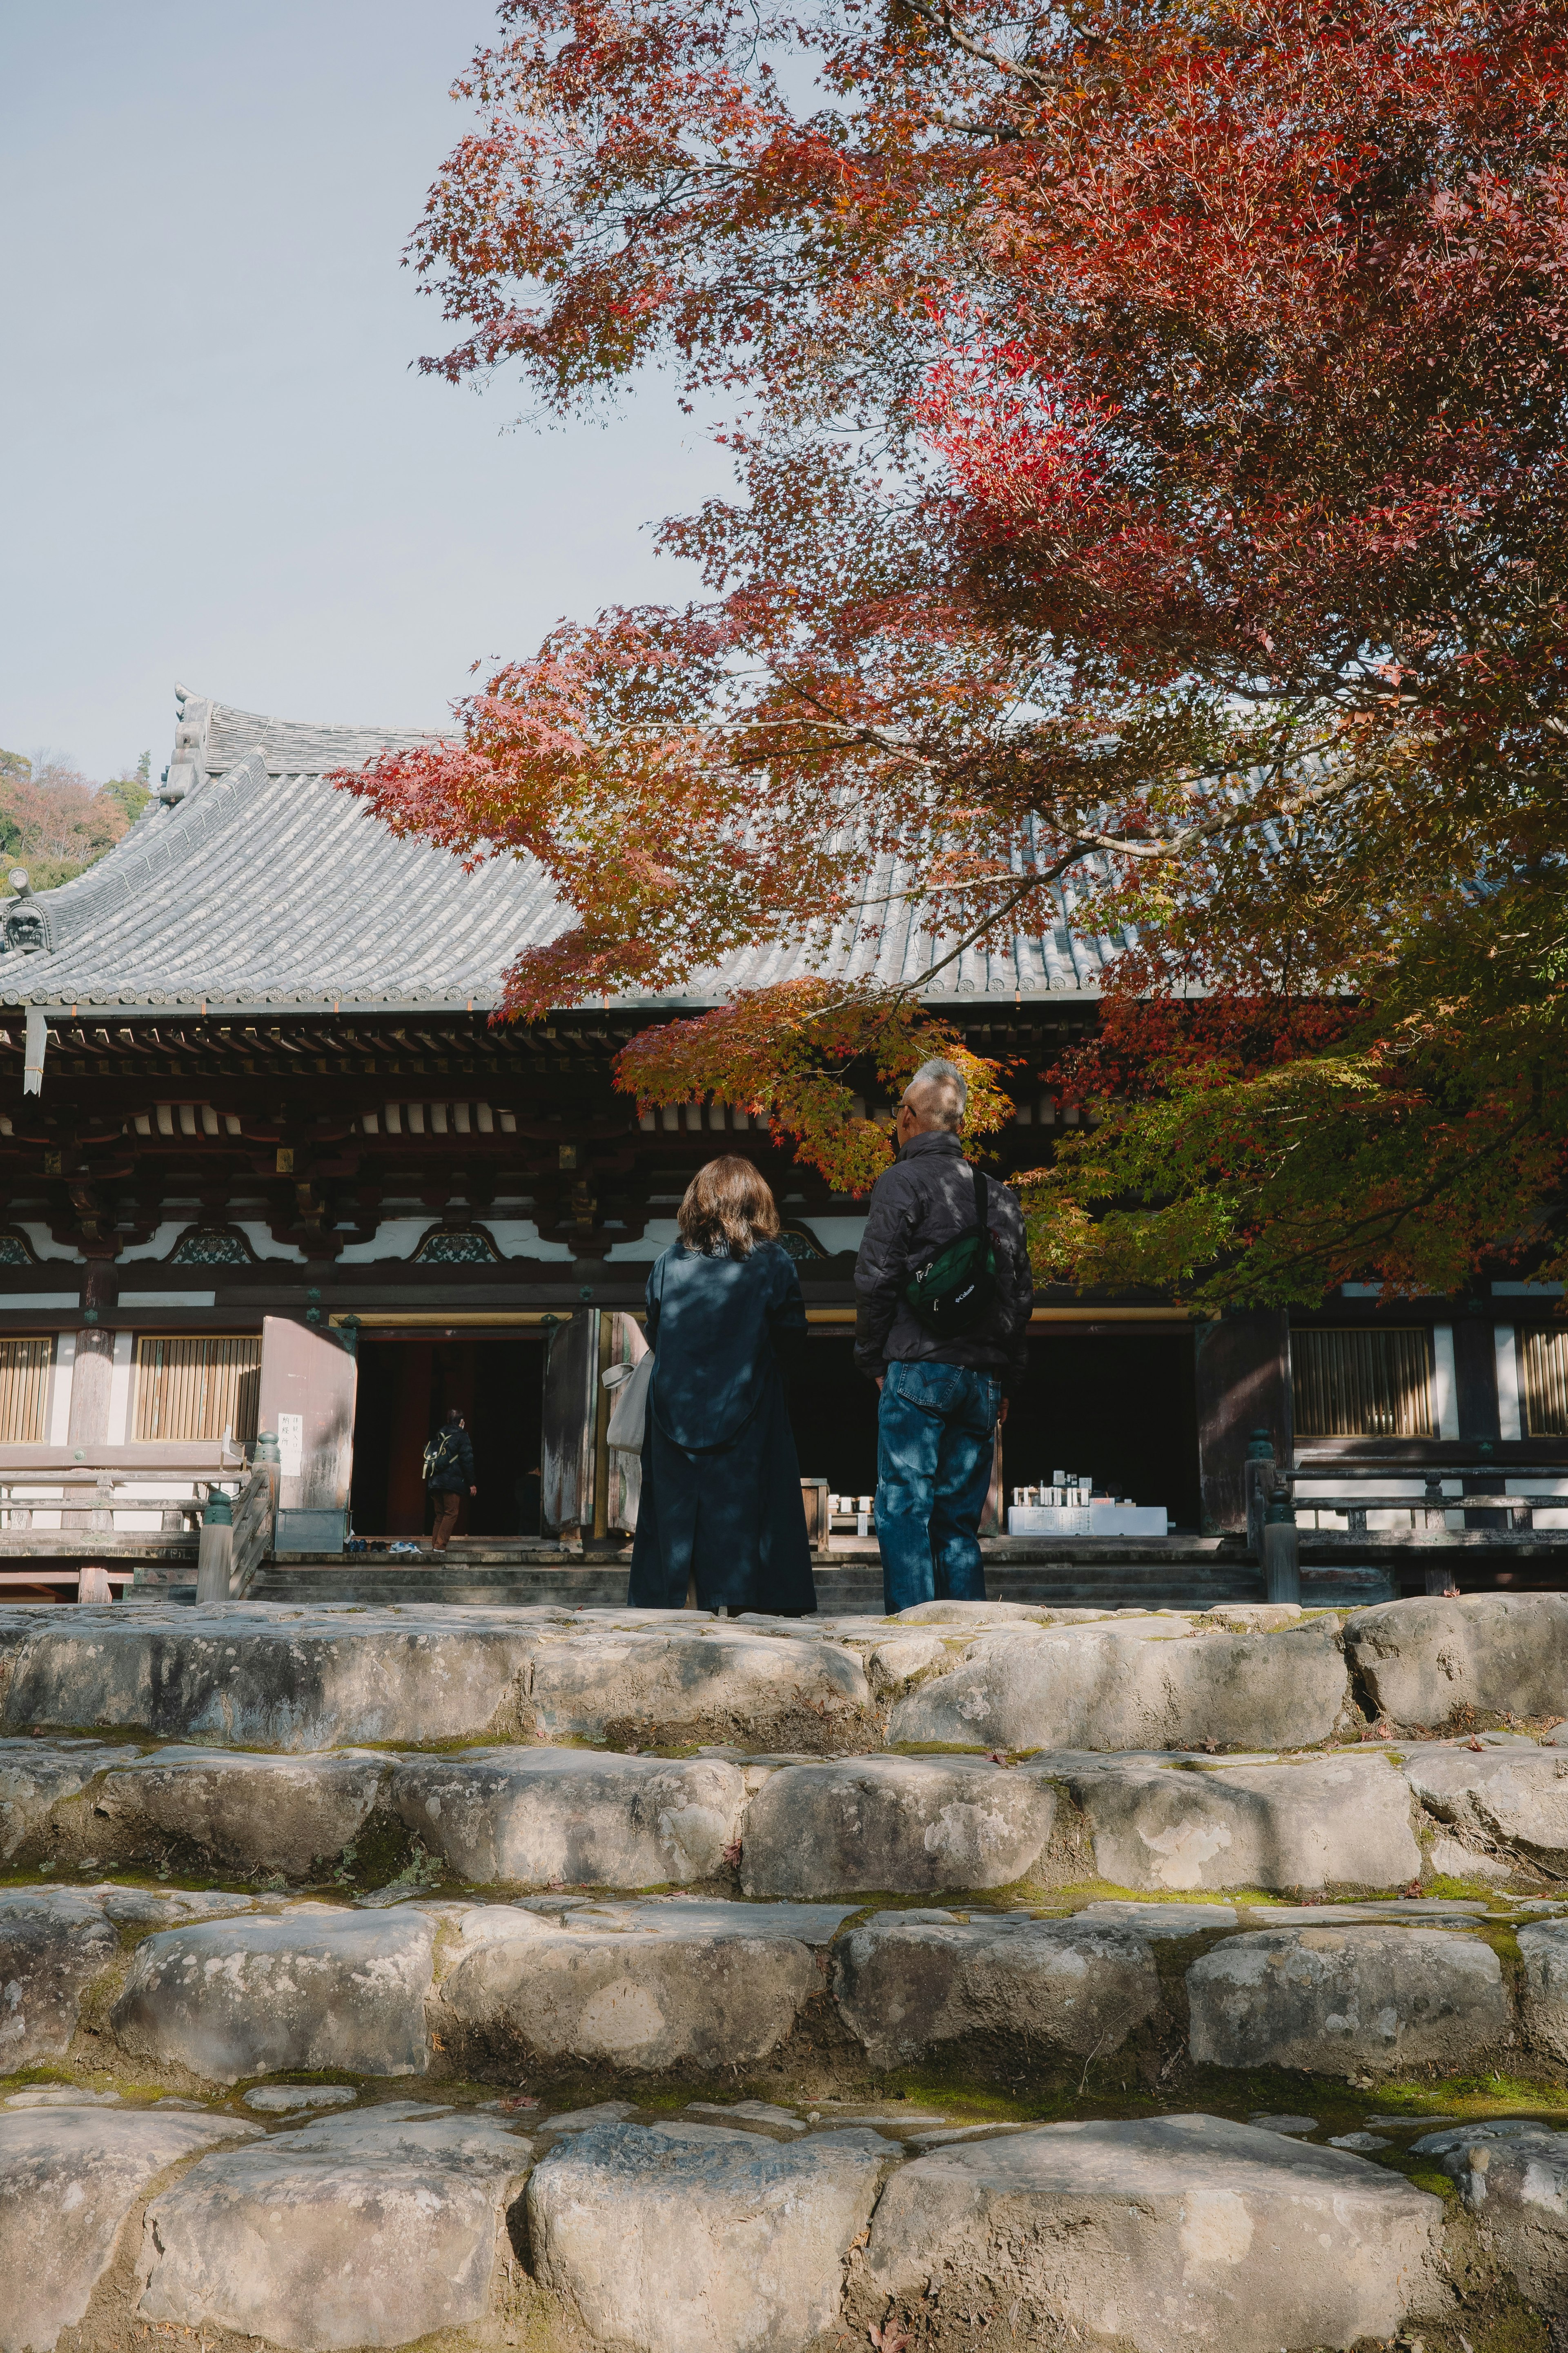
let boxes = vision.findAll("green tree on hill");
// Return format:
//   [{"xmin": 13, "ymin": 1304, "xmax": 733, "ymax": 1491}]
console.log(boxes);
[{"xmin": 0, "ymin": 747, "xmax": 151, "ymax": 892}]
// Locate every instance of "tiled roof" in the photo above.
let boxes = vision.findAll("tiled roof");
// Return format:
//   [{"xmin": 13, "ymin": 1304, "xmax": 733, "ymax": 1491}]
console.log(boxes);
[{"xmin": 0, "ymin": 689, "xmax": 1127, "ymax": 1012}]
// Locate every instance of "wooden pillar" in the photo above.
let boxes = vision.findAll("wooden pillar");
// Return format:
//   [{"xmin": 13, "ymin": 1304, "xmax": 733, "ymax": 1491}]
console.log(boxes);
[
  {"xmin": 1194, "ymin": 1311, "xmax": 1292, "ymax": 1536},
  {"xmin": 1453, "ymin": 1314, "xmax": 1502, "ymax": 1442},
  {"xmin": 1453, "ymin": 1309, "xmax": 1504, "ymax": 1530},
  {"xmin": 64, "ymin": 1305, "xmax": 116, "ymax": 1530},
  {"xmin": 66, "ymin": 1330, "xmax": 114, "ymax": 1447}
]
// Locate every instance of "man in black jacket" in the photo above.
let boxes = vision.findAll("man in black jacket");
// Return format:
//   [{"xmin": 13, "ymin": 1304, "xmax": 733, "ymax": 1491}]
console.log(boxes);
[{"xmin": 854, "ymin": 1059, "xmax": 1033, "ymax": 1610}]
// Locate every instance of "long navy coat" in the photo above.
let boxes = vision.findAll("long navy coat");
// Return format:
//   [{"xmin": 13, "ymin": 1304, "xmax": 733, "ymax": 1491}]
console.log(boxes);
[{"xmin": 628, "ymin": 1239, "xmax": 815, "ymax": 1614}]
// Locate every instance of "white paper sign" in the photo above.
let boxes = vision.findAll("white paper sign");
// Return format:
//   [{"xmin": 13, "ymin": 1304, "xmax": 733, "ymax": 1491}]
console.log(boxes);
[{"xmin": 276, "ymin": 1412, "xmax": 304, "ymax": 1480}]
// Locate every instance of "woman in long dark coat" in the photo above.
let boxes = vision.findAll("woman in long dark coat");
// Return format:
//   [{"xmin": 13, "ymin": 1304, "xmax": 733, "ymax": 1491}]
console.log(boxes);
[{"xmin": 628, "ymin": 1155, "xmax": 815, "ymax": 1615}]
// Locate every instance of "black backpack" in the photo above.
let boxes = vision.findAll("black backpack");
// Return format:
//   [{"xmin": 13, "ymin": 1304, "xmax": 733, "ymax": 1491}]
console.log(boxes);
[
  {"xmin": 422, "ymin": 1427, "xmax": 461, "ymax": 1482},
  {"xmin": 902, "ymin": 1165, "xmax": 999, "ymax": 1337}
]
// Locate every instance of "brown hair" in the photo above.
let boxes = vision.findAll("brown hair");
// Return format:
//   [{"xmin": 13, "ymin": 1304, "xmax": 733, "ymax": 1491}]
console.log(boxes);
[{"xmin": 677, "ymin": 1156, "xmax": 782, "ymax": 1257}]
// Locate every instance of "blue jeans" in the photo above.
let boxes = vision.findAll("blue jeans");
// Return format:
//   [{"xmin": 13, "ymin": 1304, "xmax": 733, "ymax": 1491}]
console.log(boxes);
[{"xmin": 875, "ymin": 1361, "xmax": 1000, "ymax": 1614}]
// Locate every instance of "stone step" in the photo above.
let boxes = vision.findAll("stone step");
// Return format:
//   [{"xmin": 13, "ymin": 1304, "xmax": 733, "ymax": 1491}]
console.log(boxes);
[
  {"xmin": 12, "ymin": 1590, "xmax": 1558, "ymax": 1762},
  {"xmin": 247, "ymin": 1557, "xmax": 1274, "ymax": 1610},
  {"xmin": 5, "ymin": 1587, "xmax": 1568, "ymax": 2353},
  {"xmin": 14, "ymin": 1726, "xmax": 1568, "ymax": 1897},
  {"xmin": 0, "ymin": 1878, "xmax": 1537, "ymax": 2093},
  {"xmin": 3, "ymin": 1589, "xmax": 1564, "ymax": 1758},
  {"xmin": 2, "ymin": 2089, "xmax": 1476, "ymax": 2353}
]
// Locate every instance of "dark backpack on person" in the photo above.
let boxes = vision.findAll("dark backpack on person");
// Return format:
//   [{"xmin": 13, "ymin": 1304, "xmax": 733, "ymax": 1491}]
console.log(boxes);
[
  {"xmin": 901, "ymin": 1165, "xmax": 998, "ymax": 1337},
  {"xmin": 422, "ymin": 1428, "xmax": 461, "ymax": 1483}
]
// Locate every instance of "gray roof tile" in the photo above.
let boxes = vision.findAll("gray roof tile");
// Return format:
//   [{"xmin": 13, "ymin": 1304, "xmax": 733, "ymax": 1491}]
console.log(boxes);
[{"xmin": 0, "ymin": 691, "xmax": 1125, "ymax": 1012}]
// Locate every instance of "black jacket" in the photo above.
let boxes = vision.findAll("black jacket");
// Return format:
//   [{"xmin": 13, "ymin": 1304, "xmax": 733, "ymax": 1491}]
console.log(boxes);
[
  {"xmin": 853, "ymin": 1131, "xmax": 1033, "ymax": 1392},
  {"xmin": 425, "ymin": 1424, "xmax": 475, "ymax": 1493}
]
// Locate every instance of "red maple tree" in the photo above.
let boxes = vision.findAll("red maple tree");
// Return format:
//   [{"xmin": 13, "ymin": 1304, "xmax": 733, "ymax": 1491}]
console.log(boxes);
[{"xmin": 345, "ymin": 0, "xmax": 1568, "ymax": 1299}]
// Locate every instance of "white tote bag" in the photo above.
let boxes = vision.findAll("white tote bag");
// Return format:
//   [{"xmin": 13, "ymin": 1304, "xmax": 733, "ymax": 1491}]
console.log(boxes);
[{"xmin": 603, "ymin": 1349, "xmax": 654, "ymax": 1454}]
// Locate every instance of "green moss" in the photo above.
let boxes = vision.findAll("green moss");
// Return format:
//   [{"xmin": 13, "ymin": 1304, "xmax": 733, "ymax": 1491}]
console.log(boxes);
[
  {"xmin": 1427, "ymin": 1870, "xmax": 1518, "ymax": 1901},
  {"xmin": 886, "ymin": 1740, "xmax": 992, "ymax": 1757}
]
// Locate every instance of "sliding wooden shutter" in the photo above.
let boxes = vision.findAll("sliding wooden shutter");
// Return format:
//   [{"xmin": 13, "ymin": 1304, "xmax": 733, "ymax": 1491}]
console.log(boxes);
[
  {"xmin": 132, "ymin": 1336, "xmax": 262, "ymax": 1443},
  {"xmin": 1519, "ymin": 1328, "xmax": 1568, "ymax": 1438},
  {"xmin": 0, "ymin": 1339, "xmax": 52, "ymax": 1442},
  {"xmin": 1291, "ymin": 1328, "xmax": 1435, "ymax": 1439}
]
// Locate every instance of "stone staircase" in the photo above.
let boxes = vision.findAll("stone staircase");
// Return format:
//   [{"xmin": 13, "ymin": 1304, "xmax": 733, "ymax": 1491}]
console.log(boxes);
[
  {"xmin": 4, "ymin": 1588, "xmax": 1568, "ymax": 2350},
  {"xmin": 246, "ymin": 1536, "xmax": 1290, "ymax": 1614}
]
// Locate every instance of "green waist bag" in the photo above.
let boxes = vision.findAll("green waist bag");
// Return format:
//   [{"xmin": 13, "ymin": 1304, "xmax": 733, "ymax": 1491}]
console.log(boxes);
[{"xmin": 902, "ymin": 1166, "xmax": 998, "ymax": 1338}]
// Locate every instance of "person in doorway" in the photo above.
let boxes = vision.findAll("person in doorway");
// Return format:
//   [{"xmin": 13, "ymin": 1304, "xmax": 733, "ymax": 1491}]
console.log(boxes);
[
  {"xmin": 629, "ymin": 1155, "xmax": 815, "ymax": 1615},
  {"xmin": 854, "ymin": 1058, "xmax": 1033, "ymax": 1612},
  {"xmin": 424, "ymin": 1406, "xmax": 476, "ymax": 1552}
]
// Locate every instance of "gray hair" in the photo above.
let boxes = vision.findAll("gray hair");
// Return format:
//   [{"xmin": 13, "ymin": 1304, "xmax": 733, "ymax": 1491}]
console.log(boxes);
[{"xmin": 903, "ymin": 1057, "xmax": 967, "ymax": 1131}]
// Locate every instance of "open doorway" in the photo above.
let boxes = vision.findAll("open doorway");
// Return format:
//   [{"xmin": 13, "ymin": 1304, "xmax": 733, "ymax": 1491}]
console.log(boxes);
[
  {"xmin": 784, "ymin": 1328, "xmax": 1200, "ymax": 1532},
  {"xmin": 1003, "ymin": 1333, "xmax": 1202, "ymax": 1531},
  {"xmin": 784, "ymin": 1332, "xmax": 882, "ymax": 1497},
  {"xmin": 348, "ymin": 1337, "xmax": 546, "ymax": 1539}
]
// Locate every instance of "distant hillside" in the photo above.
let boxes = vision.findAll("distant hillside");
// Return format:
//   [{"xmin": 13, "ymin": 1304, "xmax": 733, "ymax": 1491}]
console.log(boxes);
[{"xmin": 0, "ymin": 750, "xmax": 152, "ymax": 893}]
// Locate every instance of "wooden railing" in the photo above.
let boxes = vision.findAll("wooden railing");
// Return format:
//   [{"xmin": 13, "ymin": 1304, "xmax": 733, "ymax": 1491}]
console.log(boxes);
[
  {"xmin": 1288, "ymin": 1455, "xmax": 1568, "ymax": 1537},
  {"xmin": 229, "ymin": 1460, "xmax": 279, "ymax": 1596},
  {"xmin": 0, "ymin": 1441, "xmax": 246, "ymax": 1537}
]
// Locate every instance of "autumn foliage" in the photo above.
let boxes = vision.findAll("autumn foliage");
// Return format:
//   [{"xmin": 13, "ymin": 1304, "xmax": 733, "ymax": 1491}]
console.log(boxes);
[{"xmin": 344, "ymin": 0, "xmax": 1568, "ymax": 1297}]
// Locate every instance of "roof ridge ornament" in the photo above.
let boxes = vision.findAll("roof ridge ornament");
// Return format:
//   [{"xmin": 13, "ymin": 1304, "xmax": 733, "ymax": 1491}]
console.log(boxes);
[{"xmin": 2, "ymin": 874, "xmax": 51, "ymax": 963}]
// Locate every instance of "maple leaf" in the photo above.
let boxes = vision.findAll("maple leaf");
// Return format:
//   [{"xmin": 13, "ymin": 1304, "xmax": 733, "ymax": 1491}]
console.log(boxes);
[{"xmin": 347, "ymin": 0, "xmax": 1568, "ymax": 1286}]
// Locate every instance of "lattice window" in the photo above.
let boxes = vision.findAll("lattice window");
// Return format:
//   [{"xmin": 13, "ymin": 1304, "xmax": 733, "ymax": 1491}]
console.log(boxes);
[
  {"xmin": 412, "ymin": 1228, "xmax": 500, "ymax": 1264},
  {"xmin": 1291, "ymin": 1327, "xmax": 1435, "ymax": 1438},
  {"xmin": 1519, "ymin": 1328, "xmax": 1568, "ymax": 1437},
  {"xmin": 168, "ymin": 1228, "xmax": 252, "ymax": 1266},
  {"xmin": 0, "ymin": 1339, "xmax": 52, "ymax": 1441},
  {"xmin": 132, "ymin": 1336, "xmax": 261, "ymax": 1442}
]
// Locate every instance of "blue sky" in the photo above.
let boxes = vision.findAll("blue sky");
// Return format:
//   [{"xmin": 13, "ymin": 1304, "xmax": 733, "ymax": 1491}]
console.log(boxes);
[{"xmin": 0, "ymin": 1, "xmax": 724, "ymax": 778}]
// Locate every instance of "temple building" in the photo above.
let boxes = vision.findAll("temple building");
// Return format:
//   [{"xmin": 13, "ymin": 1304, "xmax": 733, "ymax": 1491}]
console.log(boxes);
[{"xmin": 0, "ymin": 686, "xmax": 1560, "ymax": 1564}]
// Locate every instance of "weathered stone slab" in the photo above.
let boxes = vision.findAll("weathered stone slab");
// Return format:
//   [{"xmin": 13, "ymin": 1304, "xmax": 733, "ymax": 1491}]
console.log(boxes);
[
  {"xmin": 889, "ymin": 1615, "xmax": 1351, "ymax": 1753},
  {"xmin": 833, "ymin": 1908, "xmax": 1160, "ymax": 2070},
  {"xmin": 1517, "ymin": 1919, "xmax": 1568, "ymax": 2061},
  {"xmin": 1414, "ymin": 2120, "xmax": 1568, "ymax": 2324},
  {"xmin": 522, "ymin": 1624, "xmax": 878, "ymax": 1752},
  {"xmin": 242, "ymin": 2083, "xmax": 358, "ymax": 2112},
  {"xmin": 392, "ymin": 1746, "xmax": 746, "ymax": 1887},
  {"xmin": 1187, "ymin": 1923, "xmax": 1510, "ymax": 2078},
  {"xmin": 109, "ymin": 1903, "xmax": 436, "ymax": 2083},
  {"xmin": 740, "ymin": 1756, "xmax": 1056, "ymax": 1899},
  {"xmin": 1428, "ymin": 1833, "xmax": 1516, "ymax": 1883},
  {"xmin": 528, "ymin": 2119, "xmax": 893, "ymax": 2353},
  {"xmin": 0, "ymin": 1603, "xmax": 544, "ymax": 1751},
  {"xmin": 98, "ymin": 1745, "xmax": 391, "ymax": 1876},
  {"xmin": 1236, "ymin": 1897, "xmax": 1490, "ymax": 1925},
  {"xmin": 136, "ymin": 2101, "xmax": 532, "ymax": 2352},
  {"xmin": 435, "ymin": 1897, "xmax": 853, "ymax": 2076},
  {"xmin": 894, "ymin": 1601, "xmax": 1102, "ymax": 1625},
  {"xmin": 0, "ymin": 1737, "xmax": 126, "ymax": 1863},
  {"xmin": 0, "ymin": 2101, "xmax": 260, "ymax": 2353},
  {"xmin": 89, "ymin": 1883, "xmax": 258, "ymax": 1925},
  {"xmin": 1345, "ymin": 1593, "xmax": 1568, "ymax": 1730},
  {"xmin": 864, "ymin": 1631, "xmax": 956, "ymax": 1700},
  {"xmin": 1078, "ymin": 1899, "xmax": 1239, "ymax": 1936},
  {"xmin": 0, "ymin": 1888, "xmax": 119, "ymax": 2070},
  {"xmin": 1403, "ymin": 1740, "xmax": 1568, "ymax": 1876},
  {"xmin": 862, "ymin": 2113, "xmax": 1445, "ymax": 2353},
  {"xmin": 683, "ymin": 2099, "xmax": 806, "ymax": 2134},
  {"xmin": 1059, "ymin": 1752, "xmax": 1422, "ymax": 1894}
]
